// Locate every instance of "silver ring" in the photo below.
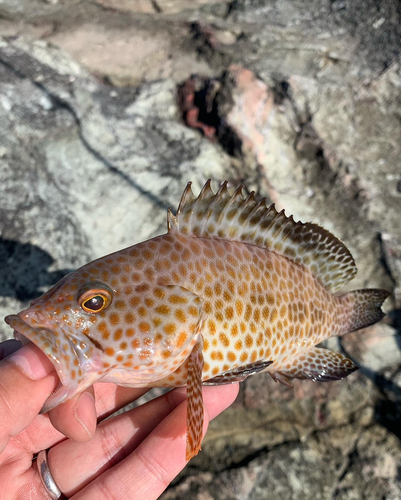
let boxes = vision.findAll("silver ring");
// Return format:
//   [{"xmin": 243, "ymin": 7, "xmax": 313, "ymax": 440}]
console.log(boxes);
[{"xmin": 36, "ymin": 450, "xmax": 62, "ymax": 500}]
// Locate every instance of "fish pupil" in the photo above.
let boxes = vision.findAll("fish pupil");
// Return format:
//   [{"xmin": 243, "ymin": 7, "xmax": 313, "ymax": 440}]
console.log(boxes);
[{"xmin": 84, "ymin": 295, "xmax": 104, "ymax": 311}]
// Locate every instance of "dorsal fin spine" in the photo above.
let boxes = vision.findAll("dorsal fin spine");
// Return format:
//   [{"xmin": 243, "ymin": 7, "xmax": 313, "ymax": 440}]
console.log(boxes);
[
  {"xmin": 167, "ymin": 208, "xmax": 177, "ymax": 231},
  {"xmin": 177, "ymin": 182, "xmax": 195, "ymax": 216},
  {"xmin": 198, "ymin": 179, "xmax": 212, "ymax": 201}
]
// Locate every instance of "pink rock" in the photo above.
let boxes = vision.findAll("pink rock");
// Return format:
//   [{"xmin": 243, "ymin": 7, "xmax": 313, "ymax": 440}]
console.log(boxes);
[{"xmin": 225, "ymin": 65, "xmax": 275, "ymax": 165}]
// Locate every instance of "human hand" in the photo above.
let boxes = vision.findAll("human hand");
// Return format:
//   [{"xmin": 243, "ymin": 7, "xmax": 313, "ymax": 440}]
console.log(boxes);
[{"xmin": 0, "ymin": 339, "xmax": 239, "ymax": 499}]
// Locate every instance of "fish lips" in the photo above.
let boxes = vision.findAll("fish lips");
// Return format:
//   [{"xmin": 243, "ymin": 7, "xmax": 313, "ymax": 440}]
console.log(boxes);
[
  {"xmin": 4, "ymin": 314, "xmax": 99, "ymax": 412},
  {"xmin": 5, "ymin": 313, "xmax": 63, "ymax": 360}
]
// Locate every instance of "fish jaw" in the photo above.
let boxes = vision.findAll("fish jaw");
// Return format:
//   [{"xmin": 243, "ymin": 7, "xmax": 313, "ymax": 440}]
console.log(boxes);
[{"xmin": 5, "ymin": 314, "xmax": 104, "ymax": 411}]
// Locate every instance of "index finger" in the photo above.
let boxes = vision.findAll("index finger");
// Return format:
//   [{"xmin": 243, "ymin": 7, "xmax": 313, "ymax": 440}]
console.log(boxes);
[{"xmin": 0, "ymin": 342, "xmax": 58, "ymax": 454}]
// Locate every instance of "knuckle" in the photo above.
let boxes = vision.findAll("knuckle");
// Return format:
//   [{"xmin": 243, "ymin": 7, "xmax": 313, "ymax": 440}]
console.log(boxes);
[
  {"xmin": 98, "ymin": 424, "xmax": 124, "ymax": 468},
  {"xmin": 0, "ymin": 380, "xmax": 14, "ymax": 434},
  {"xmin": 91, "ymin": 478, "xmax": 121, "ymax": 500},
  {"xmin": 136, "ymin": 446, "xmax": 171, "ymax": 490}
]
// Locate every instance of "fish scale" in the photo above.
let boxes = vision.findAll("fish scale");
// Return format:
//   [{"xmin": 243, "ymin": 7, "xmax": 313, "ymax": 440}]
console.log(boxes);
[{"xmin": 5, "ymin": 180, "xmax": 389, "ymax": 461}]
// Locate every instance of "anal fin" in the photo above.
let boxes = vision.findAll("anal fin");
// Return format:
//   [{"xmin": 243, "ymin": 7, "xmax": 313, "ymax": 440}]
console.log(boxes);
[
  {"xmin": 203, "ymin": 360, "xmax": 273, "ymax": 385},
  {"xmin": 186, "ymin": 336, "xmax": 204, "ymax": 461},
  {"xmin": 271, "ymin": 348, "xmax": 357, "ymax": 386}
]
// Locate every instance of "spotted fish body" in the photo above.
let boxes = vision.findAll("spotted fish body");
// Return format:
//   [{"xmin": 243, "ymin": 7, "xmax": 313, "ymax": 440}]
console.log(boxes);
[{"xmin": 5, "ymin": 181, "xmax": 389, "ymax": 460}]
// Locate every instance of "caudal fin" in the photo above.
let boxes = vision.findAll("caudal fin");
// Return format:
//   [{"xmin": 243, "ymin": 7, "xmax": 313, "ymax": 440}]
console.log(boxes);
[{"xmin": 342, "ymin": 289, "xmax": 390, "ymax": 333}]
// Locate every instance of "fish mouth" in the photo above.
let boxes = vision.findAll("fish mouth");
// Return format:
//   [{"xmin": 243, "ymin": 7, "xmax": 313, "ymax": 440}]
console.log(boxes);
[{"xmin": 5, "ymin": 314, "xmax": 101, "ymax": 412}]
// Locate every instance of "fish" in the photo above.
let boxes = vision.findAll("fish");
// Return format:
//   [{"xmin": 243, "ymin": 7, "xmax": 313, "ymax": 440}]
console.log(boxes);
[{"xmin": 5, "ymin": 180, "xmax": 389, "ymax": 460}]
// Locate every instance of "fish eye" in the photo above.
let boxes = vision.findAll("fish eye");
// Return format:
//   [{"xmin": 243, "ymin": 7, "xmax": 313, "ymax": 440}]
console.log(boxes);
[
  {"xmin": 82, "ymin": 295, "xmax": 106, "ymax": 312},
  {"xmin": 78, "ymin": 285, "xmax": 113, "ymax": 314}
]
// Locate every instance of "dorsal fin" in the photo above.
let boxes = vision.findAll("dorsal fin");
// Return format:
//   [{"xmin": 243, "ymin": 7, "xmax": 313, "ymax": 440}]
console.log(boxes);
[{"xmin": 168, "ymin": 180, "xmax": 357, "ymax": 293}]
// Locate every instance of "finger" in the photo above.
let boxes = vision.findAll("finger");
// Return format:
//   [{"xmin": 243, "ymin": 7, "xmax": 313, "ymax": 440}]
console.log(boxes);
[
  {"xmin": 89, "ymin": 401, "xmax": 197, "ymax": 500},
  {"xmin": 49, "ymin": 387, "xmax": 189, "ymax": 495},
  {"xmin": 0, "ymin": 339, "xmax": 23, "ymax": 360},
  {"xmin": 48, "ymin": 383, "xmax": 150, "ymax": 443},
  {"xmin": 93, "ymin": 383, "xmax": 150, "ymax": 420},
  {"xmin": 7, "ymin": 384, "xmax": 151, "ymax": 457},
  {"xmin": 73, "ymin": 384, "xmax": 239, "ymax": 500},
  {"xmin": 49, "ymin": 387, "xmax": 97, "ymax": 442},
  {"xmin": 48, "ymin": 384, "xmax": 239, "ymax": 498},
  {"xmin": 0, "ymin": 343, "xmax": 58, "ymax": 454}
]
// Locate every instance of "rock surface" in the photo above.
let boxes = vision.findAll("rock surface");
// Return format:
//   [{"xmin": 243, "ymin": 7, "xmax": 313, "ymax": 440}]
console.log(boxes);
[{"xmin": 0, "ymin": 0, "xmax": 400, "ymax": 498}]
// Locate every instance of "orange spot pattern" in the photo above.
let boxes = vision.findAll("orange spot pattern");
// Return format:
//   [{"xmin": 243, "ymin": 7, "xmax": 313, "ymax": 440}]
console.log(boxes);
[{"xmin": 17, "ymin": 214, "xmax": 359, "ymax": 403}]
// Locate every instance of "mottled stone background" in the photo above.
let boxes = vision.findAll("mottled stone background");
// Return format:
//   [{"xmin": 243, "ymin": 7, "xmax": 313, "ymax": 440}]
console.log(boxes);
[{"xmin": 0, "ymin": 1, "xmax": 400, "ymax": 498}]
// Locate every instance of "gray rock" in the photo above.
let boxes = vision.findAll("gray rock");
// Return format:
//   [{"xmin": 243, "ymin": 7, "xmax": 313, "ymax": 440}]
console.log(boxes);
[{"xmin": 164, "ymin": 424, "xmax": 401, "ymax": 500}]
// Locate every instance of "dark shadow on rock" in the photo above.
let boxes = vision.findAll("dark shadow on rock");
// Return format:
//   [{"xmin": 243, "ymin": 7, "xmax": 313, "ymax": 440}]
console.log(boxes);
[
  {"xmin": 390, "ymin": 308, "xmax": 401, "ymax": 346},
  {"xmin": 363, "ymin": 368, "xmax": 401, "ymax": 441},
  {"xmin": 0, "ymin": 238, "xmax": 73, "ymax": 302},
  {"xmin": 374, "ymin": 396, "xmax": 401, "ymax": 441},
  {"xmin": 341, "ymin": 336, "xmax": 401, "ymax": 442}
]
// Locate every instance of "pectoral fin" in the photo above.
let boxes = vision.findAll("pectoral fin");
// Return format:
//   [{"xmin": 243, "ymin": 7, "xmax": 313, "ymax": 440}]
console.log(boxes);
[
  {"xmin": 186, "ymin": 336, "xmax": 204, "ymax": 461},
  {"xmin": 271, "ymin": 347, "xmax": 357, "ymax": 387},
  {"xmin": 203, "ymin": 360, "xmax": 273, "ymax": 385}
]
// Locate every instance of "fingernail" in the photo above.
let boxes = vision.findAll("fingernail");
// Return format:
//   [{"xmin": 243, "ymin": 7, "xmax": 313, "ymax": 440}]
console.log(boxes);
[
  {"xmin": 75, "ymin": 392, "xmax": 96, "ymax": 439},
  {"xmin": 7, "ymin": 343, "xmax": 55, "ymax": 380}
]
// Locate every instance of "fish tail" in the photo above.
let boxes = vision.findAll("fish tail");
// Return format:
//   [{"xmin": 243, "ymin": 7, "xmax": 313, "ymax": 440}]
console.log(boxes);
[{"xmin": 340, "ymin": 289, "xmax": 390, "ymax": 334}]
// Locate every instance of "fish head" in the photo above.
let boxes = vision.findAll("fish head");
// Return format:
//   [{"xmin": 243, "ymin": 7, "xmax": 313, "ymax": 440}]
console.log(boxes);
[
  {"xmin": 5, "ymin": 253, "xmax": 202, "ymax": 411},
  {"xmin": 5, "ymin": 272, "xmax": 109, "ymax": 410}
]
